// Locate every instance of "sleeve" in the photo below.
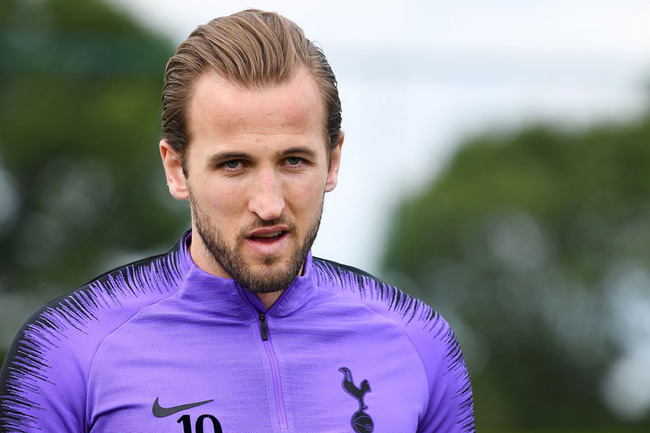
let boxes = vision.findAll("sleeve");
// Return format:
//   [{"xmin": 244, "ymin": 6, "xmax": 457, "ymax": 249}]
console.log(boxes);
[
  {"xmin": 1, "ymin": 243, "xmax": 188, "ymax": 433},
  {"xmin": 412, "ymin": 313, "xmax": 475, "ymax": 433},
  {"xmin": 0, "ymin": 303, "xmax": 91, "ymax": 433},
  {"xmin": 311, "ymin": 259, "xmax": 476, "ymax": 432}
]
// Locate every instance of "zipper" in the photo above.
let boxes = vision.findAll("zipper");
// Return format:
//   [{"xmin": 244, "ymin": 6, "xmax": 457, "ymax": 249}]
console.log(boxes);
[
  {"xmin": 259, "ymin": 312, "xmax": 269, "ymax": 341},
  {"xmin": 258, "ymin": 312, "xmax": 288, "ymax": 430}
]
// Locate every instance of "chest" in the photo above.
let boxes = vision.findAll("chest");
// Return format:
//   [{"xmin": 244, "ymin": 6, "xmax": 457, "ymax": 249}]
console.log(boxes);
[{"xmin": 87, "ymin": 312, "xmax": 428, "ymax": 432}]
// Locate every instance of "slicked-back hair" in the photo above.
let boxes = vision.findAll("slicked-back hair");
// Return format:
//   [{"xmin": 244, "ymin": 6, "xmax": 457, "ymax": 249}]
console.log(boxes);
[{"xmin": 161, "ymin": 9, "xmax": 342, "ymax": 165}]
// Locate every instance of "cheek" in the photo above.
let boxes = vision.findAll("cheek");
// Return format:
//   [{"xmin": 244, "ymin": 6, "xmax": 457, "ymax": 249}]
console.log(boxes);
[
  {"xmin": 287, "ymin": 176, "xmax": 327, "ymax": 210},
  {"xmin": 193, "ymin": 179, "xmax": 246, "ymax": 216}
]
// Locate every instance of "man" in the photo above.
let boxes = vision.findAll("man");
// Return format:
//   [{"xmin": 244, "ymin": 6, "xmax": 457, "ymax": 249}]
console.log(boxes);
[{"xmin": 0, "ymin": 9, "xmax": 475, "ymax": 433}]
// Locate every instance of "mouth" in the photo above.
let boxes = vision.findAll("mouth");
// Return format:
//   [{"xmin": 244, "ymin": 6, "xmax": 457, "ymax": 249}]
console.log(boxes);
[
  {"xmin": 247, "ymin": 230, "xmax": 288, "ymax": 244},
  {"xmin": 245, "ymin": 227, "xmax": 290, "ymax": 255}
]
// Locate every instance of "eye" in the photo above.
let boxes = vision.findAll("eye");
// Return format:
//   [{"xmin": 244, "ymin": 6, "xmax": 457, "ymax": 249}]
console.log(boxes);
[
  {"xmin": 224, "ymin": 160, "xmax": 241, "ymax": 169},
  {"xmin": 286, "ymin": 157, "xmax": 303, "ymax": 166}
]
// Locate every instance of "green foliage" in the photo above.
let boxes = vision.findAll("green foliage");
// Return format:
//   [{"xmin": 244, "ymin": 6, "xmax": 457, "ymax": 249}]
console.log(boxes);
[
  {"xmin": 383, "ymin": 115, "xmax": 650, "ymax": 429},
  {"xmin": 0, "ymin": 0, "xmax": 188, "ymax": 298}
]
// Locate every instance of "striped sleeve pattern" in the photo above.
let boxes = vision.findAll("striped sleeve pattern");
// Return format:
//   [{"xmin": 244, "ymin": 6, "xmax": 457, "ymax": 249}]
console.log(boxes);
[
  {"xmin": 312, "ymin": 258, "xmax": 476, "ymax": 433},
  {"xmin": 0, "ymin": 241, "xmax": 189, "ymax": 433}
]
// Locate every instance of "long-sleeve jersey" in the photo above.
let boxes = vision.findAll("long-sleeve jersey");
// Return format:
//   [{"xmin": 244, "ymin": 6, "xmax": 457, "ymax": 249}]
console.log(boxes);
[{"xmin": 0, "ymin": 233, "xmax": 475, "ymax": 433}]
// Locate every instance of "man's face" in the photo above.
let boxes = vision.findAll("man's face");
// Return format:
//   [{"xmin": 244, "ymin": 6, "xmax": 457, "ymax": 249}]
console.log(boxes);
[{"xmin": 160, "ymin": 69, "xmax": 342, "ymax": 294}]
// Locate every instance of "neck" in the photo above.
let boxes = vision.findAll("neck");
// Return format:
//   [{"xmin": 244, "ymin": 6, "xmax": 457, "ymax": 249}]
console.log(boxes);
[{"xmin": 257, "ymin": 291, "xmax": 284, "ymax": 310}]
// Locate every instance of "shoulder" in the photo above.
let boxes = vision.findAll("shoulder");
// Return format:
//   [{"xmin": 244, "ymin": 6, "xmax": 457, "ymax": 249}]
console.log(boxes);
[
  {"xmin": 15, "ymin": 236, "xmax": 189, "ymax": 352},
  {"xmin": 0, "ymin": 235, "xmax": 191, "ymax": 432},
  {"xmin": 311, "ymin": 257, "xmax": 439, "ymax": 326},
  {"xmin": 310, "ymin": 257, "xmax": 457, "ymax": 374},
  {"xmin": 311, "ymin": 257, "xmax": 475, "ymax": 433}
]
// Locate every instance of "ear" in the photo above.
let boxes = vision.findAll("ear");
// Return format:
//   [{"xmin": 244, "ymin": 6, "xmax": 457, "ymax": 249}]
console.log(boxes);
[
  {"xmin": 159, "ymin": 139, "xmax": 189, "ymax": 200},
  {"xmin": 325, "ymin": 131, "xmax": 344, "ymax": 193}
]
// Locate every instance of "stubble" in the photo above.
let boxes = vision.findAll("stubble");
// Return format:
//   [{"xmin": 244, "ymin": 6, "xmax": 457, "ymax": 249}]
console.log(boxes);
[{"xmin": 189, "ymin": 189, "xmax": 322, "ymax": 294}]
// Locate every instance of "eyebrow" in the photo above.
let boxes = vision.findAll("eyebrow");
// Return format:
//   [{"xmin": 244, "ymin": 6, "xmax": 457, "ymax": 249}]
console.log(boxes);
[
  {"xmin": 277, "ymin": 147, "xmax": 318, "ymax": 159},
  {"xmin": 208, "ymin": 152, "xmax": 249, "ymax": 165},
  {"xmin": 206, "ymin": 147, "xmax": 319, "ymax": 165}
]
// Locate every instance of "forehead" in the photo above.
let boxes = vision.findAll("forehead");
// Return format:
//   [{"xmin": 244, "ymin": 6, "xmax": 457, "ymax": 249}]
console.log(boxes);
[{"xmin": 186, "ymin": 70, "xmax": 327, "ymax": 148}]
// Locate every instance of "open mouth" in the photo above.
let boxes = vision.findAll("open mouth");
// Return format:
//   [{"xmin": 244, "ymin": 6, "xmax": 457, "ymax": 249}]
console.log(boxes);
[
  {"xmin": 247, "ymin": 231, "xmax": 287, "ymax": 244},
  {"xmin": 244, "ymin": 226, "xmax": 291, "ymax": 256}
]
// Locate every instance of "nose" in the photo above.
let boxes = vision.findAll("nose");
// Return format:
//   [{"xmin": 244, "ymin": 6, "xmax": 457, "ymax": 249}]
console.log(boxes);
[{"xmin": 247, "ymin": 167, "xmax": 285, "ymax": 221}]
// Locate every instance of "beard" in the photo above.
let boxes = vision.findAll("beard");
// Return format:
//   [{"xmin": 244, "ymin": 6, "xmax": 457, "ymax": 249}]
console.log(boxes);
[{"xmin": 189, "ymin": 189, "xmax": 323, "ymax": 294}]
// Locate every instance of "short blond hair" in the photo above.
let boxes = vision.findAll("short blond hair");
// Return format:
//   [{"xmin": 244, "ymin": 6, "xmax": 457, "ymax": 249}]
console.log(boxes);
[{"xmin": 161, "ymin": 9, "xmax": 342, "ymax": 162}]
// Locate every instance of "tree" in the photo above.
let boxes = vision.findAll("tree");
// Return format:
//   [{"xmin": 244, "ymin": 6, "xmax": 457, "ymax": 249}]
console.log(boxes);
[
  {"xmin": 382, "ymin": 112, "xmax": 650, "ymax": 429},
  {"xmin": 0, "ymin": 0, "xmax": 188, "ymax": 352}
]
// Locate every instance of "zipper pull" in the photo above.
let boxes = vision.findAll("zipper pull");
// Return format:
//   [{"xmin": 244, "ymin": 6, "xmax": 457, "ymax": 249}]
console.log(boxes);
[{"xmin": 259, "ymin": 312, "xmax": 269, "ymax": 341}]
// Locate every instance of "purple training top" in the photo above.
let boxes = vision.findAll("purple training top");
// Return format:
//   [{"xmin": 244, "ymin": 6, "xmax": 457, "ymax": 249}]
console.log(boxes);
[{"xmin": 0, "ymin": 232, "xmax": 475, "ymax": 433}]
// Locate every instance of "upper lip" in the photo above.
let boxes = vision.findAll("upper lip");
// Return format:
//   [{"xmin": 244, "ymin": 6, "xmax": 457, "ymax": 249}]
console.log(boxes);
[{"xmin": 246, "ymin": 226, "xmax": 289, "ymax": 238}]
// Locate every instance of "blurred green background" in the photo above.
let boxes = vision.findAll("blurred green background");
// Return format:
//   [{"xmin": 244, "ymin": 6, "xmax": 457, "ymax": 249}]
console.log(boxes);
[
  {"xmin": 0, "ymin": 0, "xmax": 188, "ymax": 344},
  {"xmin": 2, "ymin": 0, "xmax": 650, "ymax": 431}
]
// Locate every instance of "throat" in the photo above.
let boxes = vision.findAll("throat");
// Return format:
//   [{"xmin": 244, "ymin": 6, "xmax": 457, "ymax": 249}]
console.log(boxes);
[{"xmin": 257, "ymin": 290, "xmax": 284, "ymax": 310}]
